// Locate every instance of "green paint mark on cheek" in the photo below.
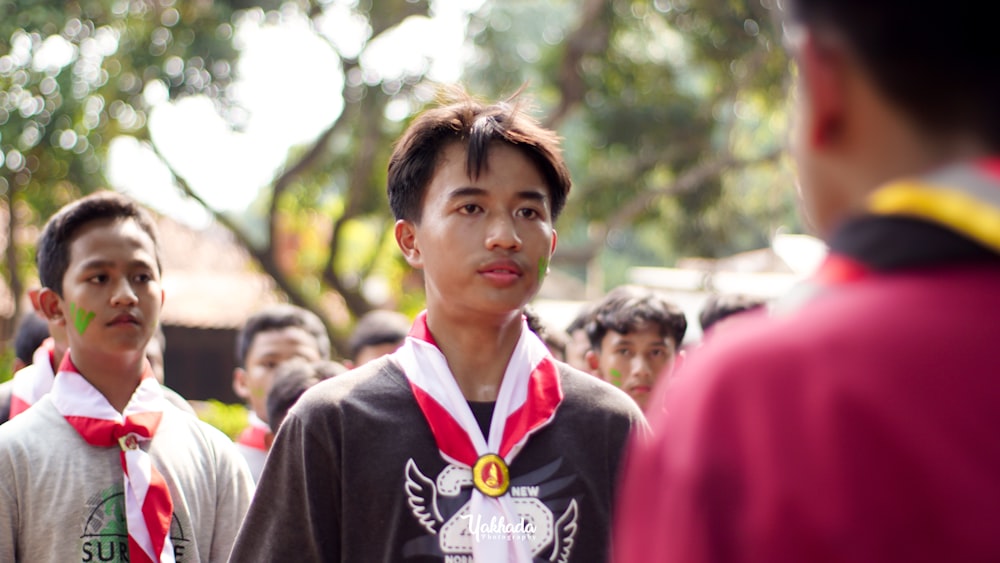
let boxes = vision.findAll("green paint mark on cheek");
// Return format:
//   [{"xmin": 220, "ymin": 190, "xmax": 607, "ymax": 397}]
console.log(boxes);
[
  {"xmin": 68, "ymin": 302, "xmax": 96, "ymax": 336},
  {"xmin": 609, "ymin": 368, "xmax": 623, "ymax": 387},
  {"xmin": 538, "ymin": 256, "xmax": 549, "ymax": 282}
]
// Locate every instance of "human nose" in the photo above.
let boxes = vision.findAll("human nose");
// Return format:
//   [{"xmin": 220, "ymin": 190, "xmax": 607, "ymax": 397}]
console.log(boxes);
[
  {"xmin": 630, "ymin": 356, "xmax": 654, "ymax": 383},
  {"xmin": 485, "ymin": 213, "xmax": 522, "ymax": 250},
  {"xmin": 110, "ymin": 277, "xmax": 138, "ymax": 307}
]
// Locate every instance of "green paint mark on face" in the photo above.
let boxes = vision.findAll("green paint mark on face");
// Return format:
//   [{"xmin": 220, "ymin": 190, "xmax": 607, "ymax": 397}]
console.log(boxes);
[
  {"xmin": 538, "ymin": 256, "xmax": 549, "ymax": 282},
  {"xmin": 609, "ymin": 368, "xmax": 623, "ymax": 387},
  {"xmin": 68, "ymin": 302, "xmax": 96, "ymax": 335}
]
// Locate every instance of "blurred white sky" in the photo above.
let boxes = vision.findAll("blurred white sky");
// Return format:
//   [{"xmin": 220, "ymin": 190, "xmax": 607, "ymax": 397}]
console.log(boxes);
[{"xmin": 107, "ymin": 0, "xmax": 484, "ymax": 228}]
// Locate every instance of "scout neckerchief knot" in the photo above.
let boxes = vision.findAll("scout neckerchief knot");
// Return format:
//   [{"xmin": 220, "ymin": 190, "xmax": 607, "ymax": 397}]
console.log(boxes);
[
  {"xmin": 8, "ymin": 336, "xmax": 57, "ymax": 418},
  {"xmin": 50, "ymin": 355, "xmax": 175, "ymax": 563},
  {"xmin": 394, "ymin": 311, "xmax": 563, "ymax": 563}
]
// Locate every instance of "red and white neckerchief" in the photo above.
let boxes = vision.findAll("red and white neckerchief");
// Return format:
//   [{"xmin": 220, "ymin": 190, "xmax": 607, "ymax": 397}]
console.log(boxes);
[
  {"xmin": 236, "ymin": 411, "xmax": 270, "ymax": 452},
  {"xmin": 393, "ymin": 311, "xmax": 563, "ymax": 563},
  {"xmin": 8, "ymin": 337, "xmax": 58, "ymax": 418},
  {"xmin": 50, "ymin": 355, "xmax": 175, "ymax": 563}
]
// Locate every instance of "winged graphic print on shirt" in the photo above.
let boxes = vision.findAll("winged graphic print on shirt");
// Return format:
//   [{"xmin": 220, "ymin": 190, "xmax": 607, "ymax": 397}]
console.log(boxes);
[{"xmin": 404, "ymin": 457, "xmax": 579, "ymax": 562}]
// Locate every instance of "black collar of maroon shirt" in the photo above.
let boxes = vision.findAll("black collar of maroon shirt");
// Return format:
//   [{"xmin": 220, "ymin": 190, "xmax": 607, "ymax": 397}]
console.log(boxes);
[{"xmin": 829, "ymin": 214, "xmax": 999, "ymax": 273}]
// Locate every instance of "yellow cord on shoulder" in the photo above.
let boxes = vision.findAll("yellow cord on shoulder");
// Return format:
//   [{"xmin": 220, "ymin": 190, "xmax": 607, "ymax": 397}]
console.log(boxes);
[{"xmin": 868, "ymin": 182, "xmax": 1000, "ymax": 252}]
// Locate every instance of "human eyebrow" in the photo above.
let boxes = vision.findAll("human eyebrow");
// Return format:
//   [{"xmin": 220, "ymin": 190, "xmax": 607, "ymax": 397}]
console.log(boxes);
[
  {"xmin": 516, "ymin": 189, "xmax": 548, "ymax": 204},
  {"xmin": 446, "ymin": 186, "xmax": 489, "ymax": 200},
  {"xmin": 77, "ymin": 259, "xmax": 115, "ymax": 271}
]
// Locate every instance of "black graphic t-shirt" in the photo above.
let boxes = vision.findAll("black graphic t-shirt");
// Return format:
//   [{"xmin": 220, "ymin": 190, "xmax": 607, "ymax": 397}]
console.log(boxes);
[{"xmin": 230, "ymin": 356, "xmax": 646, "ymax": 562}]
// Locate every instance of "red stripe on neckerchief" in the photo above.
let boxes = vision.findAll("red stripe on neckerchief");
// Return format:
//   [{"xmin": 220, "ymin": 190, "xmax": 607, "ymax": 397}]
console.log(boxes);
[
  {"xmin": 50, "ymin": 355, "xmax": 175, "ymax": 563},
  {"xmin": 393, "ymin": 311, "xmax": 562, "ymax": 562},
  {"xmin": 8, "ymin": 337, "xmax": 58, "ymax": 418},
  {"xmin": 236, "ymin": 412, "xmax": 271, "ymax": 452}
]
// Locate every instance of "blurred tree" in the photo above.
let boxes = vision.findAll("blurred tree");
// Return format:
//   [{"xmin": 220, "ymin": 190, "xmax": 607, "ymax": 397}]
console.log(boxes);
[
  {"xmin": 464, "ymin": 0, "xmax": 797, "ymax": 295},
  {"xmin": 1, "ymin": 0, "xmax": 800, "ymax": 355},
  {"xmin": 0, "ymin": 0, "xmax": 245, "ymax": 341}
]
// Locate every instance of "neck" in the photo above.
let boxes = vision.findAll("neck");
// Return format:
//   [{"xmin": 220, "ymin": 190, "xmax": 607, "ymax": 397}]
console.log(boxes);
[
  {"xmin": 68, "ymin": 348, "xmax": 146, "ymax": 413},
  {"xmin": 50, "ymin": 340, "xmax": 69, "ymax": 372},
  {"xmin": 426, "ymin": 309, "xmax": 524, "ymax": 402}
]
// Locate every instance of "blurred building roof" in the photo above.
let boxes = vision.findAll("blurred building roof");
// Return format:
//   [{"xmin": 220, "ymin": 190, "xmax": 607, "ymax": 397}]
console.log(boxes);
[{"xmin": 156, "ymin": 216, "xmax": 283, "ymax": 329}]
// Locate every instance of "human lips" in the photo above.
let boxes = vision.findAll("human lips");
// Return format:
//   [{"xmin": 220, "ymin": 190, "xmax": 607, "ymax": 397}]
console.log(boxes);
[
  {"xmin": 108, "ymin": 313, "xmax": 140, "ymax": 326},
  {"xmin": 479, "ymin": 259, "xmax": 523, "ymax": 276},
  {"xmin": 478, "ymin": 259, "xmax": 524, "ymax": 285}
]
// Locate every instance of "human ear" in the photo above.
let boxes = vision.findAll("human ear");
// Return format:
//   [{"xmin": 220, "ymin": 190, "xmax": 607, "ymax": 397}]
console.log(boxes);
[
  {"xmin": 232, "ymin": 367, "xmax": 251, "ymax": 400},
  {"xmin": 797, "ymin": 31, "xmax": 847, "ymax": 149},
  {"xmin": 585, "ymin": 349, "xmax": 600, "ymax": 372},
  {"xmin": 394, "ymin": 219, "xmax": 423, "ymax": 269},
  {"xmin": 37, "ymin": 288, "xmax": 66, "ymax": 327},
  {"xmin": 550, "ymin": 229, "xmax": 558, "ymax": 255}
]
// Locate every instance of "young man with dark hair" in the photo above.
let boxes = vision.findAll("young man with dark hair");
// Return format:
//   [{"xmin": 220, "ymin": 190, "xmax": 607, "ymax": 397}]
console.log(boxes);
[
  {"xmin": 697, "ymin": 292, "xmax": 767, "ymax": 336},
  {"xmin": 614, "ymin": 1, "xmax": 1000, "ymax": 561},
  {"xmin": 345, "ymin": 309, "xmax": 410, "ymax": 368},
  {"xmin": 563, "ymin": 302, "xmax": 596, "ymax": 374},
  {"xmin": 264, "ymin": 358, "xmax": 346, "ymax": 434},
  {"xmin": 584, "ymin": 284, "xmax": 687, "ymax": 411},
  {"xmin": 231, "ymin": 94, "xmax": 645, "ymax": 562},
  {"xmin": 0, "ymin": 311, "xmax": 50, "ymax": 424},
  {"xmin": 231, "ymin": 303, "xmax": 331, "ymax": 481},
  {"xmin": 11, "ymin": 313, "xmax": 49, "ymax": 373},
  {"xmin": 0, "ymin": 191, "xmax": 253, "ymax": 562}
]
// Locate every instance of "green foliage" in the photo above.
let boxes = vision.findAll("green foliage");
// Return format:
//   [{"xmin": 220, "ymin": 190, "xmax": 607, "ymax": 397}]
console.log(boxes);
[
  {"xmin": 0, "ymin": 0, "xmax": 803, "ymax": 336},
  {"xmin": 0, "ymin": 346, "xmax": 14, "ymax": 383},
  {"xmin": 191, "ymin": 399, "xmax": 248, "ymax": 441}
]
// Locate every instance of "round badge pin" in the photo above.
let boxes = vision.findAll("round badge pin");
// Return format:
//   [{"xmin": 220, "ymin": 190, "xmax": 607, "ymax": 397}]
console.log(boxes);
[
  {"xmin": 472, "ymin": 453, "xmax": 510, "ymax": 497},
  {"xmin": 118, "ymin": 433, "xmax": 140, "ymax": 451}
]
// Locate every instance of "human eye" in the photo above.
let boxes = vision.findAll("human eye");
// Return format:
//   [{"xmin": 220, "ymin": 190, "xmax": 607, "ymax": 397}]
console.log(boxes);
[
  {"xmin": 516, "ymin": 207, "xmax": 540, "ymax": 220},
  {"xmin": 615, "ymin": 347, "xmax": 633, "ymax": 358},
  {"xmin": 87, "ymin": 273, "xmax": 108, "ymax": 284},
  {"xmin": 458, "ymin": 203, "xmax": 482, "ymax": 215}
]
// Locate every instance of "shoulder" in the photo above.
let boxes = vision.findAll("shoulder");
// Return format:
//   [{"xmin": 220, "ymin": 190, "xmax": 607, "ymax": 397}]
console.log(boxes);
[
  {"xmin": 158, "ymin": 404, "xmax": 245, "ymax": 460},
  {"xmin": 0, "ymin": 397, "xmax": 67, "ymax": 450},
  {"xmin": 554, "ymin": 361, "xmax": 646, "ymax": 427},
  {"xmin": 291, "ymin": 355, "xmax": 410, "ymax": 417},
  {"xmin": 282, "ymin": 355, "xmax": 413, "ymax": 426}
]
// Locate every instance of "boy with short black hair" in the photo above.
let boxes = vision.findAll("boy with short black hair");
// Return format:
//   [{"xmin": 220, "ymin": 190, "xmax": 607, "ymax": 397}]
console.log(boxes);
[
  {"xmin": 265, "ymin": 358, "xmax": 346, "ymax": 434},
  {"xmin": 584, "ymin": 284, "xmax": 687, "ymax": 410},
  {"xmin": 614, "ymin": 0, "xmax": 1000, "ymax": 561},
  {"xmin": 231, "ymin": 303, "xmax": 331, "ymax": 481},
  {"xmin": 0, "ymin": 191, "xmax": 253, "ymax": 562},
  {"xmin": 345, "ymin": 309, "xmax": 410, "ymax": 368},
  {"xmin": 231, "ymin": 94, "xmax": 646, "ymax": 562},
  {"xmin": 697, "ymin": 292, "xmax": 767, "ymax": 336}
]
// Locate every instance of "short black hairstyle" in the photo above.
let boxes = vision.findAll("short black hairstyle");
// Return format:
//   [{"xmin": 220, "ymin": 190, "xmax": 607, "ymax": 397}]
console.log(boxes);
[
  {"xmin": 387, "ymin": 91, "xmax": 572, "ymax": 223},
  {"xmin": 13, "ymin": 313, "xmax": 49, "ymax": 365},
  {"xmin": 347, "ymin": 310, "xmax": 410, "ymax": 361},
  {"xmin": 565, "ymin": 302, "xmax": 595, "ymax": 335},
  {"xmin": 785, "ymin": 0, "xmax": 1000, "ymax": 150},
  {"xmin": 266, "ymin": 358, "xmax": 346, "ymax": 431},
  {"xmin": 36, "ymin": 191, "xmax": 162, "ymax": 296},
  {"xmin": 235, "ymin": 304, "xmax": 332, "ymax": 367},
  {"xmin": 698, "ymin": 293, "xmax": 767, "ymax": 334},
  {"xmin": 524, "ymin": 304, "xmax": 568, "ymax": 361},
  {"xmin": 586, "ymin": 285, "xmax": 688, "ymax": 351}
]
